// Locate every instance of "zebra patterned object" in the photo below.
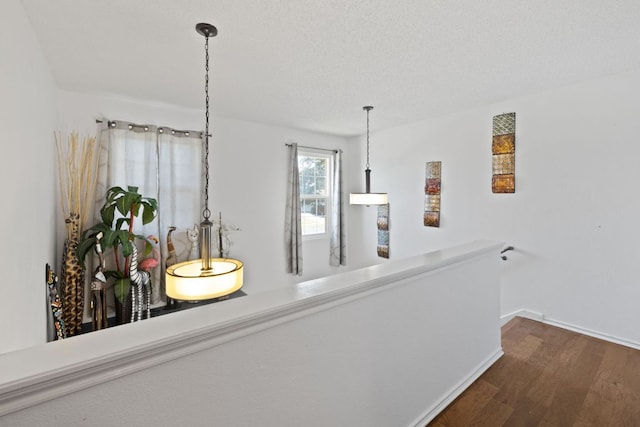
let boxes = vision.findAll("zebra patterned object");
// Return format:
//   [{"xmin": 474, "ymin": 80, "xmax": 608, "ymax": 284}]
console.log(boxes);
[{"xmin": 129, "ymin": 243, "xmax": 151, "ymax": 322}]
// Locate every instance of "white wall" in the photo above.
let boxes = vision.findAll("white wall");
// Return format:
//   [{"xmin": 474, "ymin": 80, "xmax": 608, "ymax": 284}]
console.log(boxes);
[
  {"xmin": 0, "ymin": 242, "xmax": 502, "ymax": 426},
  {"xmin": 0, "ymin": 0, "xmax": 58, "ymax": 353},
  {"xmin": 346, "ymin": 68, "xmax": 640, "ymax": 346}
]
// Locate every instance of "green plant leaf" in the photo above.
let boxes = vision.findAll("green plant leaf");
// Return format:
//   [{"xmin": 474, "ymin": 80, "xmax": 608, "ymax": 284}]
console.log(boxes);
[
  {"xmin": 105, "ymin": 186, "xmax": 120, "ymax": 203},
  {"xmin": 114, "ymin": 278, "xmax": 131, "ymax": 303},
  {"xmin": 115, "ymin": 217, "xmax": 130, "ymax": 231},
  {"xmin": 101, "ymin": 203, "xmax": 116, "ymax": 226},
  {"xmin": 131, "ymin": 234, "xmax": 154, "ymax": 257},
  {"xmin": 102, "ymin": 229, "xmax": 119, "ymax": 248},
  {"xmin": 119, "ymin": 233, "xmax": 133, "ymax": 257},
  {"xmin": 105, "ymin": 270, "xmax": 123, "ymax": 280},
  {"xmin": 77, "ymin": 223, "xmax": 115, "ymax": 268},
  {"xmin": 76, "ymin": 235, "xmax": 97, "ymax": 268},
  {"xmin": 127, "ymin": 186, "xmax": 139, "ymax": 193},
  {"xmin": 131, "ymin": 201, "xmax": 141, "ymax": 218},
  {"xmin": 146, "ymin": 198, "xmax": 158, "ymax": 211},
  {"xmin": 142, "ymin": 203, "xmax": 156, "ymax": 225},
  {"xmin": 144, "ymin": 239, "xmax": 153, "ymax": 256},
  {"xmin": 116, "ymin": 196, "xmax": 128, "ymax": 217}
]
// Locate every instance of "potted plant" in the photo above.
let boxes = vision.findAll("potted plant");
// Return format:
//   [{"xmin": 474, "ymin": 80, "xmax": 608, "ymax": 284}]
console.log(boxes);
[{"xmin": 78, "ymin": 186, "xmax": 158, "ymax": 324}]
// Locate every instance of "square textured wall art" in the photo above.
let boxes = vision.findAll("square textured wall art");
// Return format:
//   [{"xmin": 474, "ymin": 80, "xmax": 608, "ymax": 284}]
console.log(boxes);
[
  {"xmin": 492, "ymin": 112, "xmax": 516, "ymax": 193},
  {"xmin": 377, "ymin": 203, "xmax": 389, "ymax": 258},
  {"xmin": 424, "ymin": 161, "xmax": 441, "ymax": 227}
]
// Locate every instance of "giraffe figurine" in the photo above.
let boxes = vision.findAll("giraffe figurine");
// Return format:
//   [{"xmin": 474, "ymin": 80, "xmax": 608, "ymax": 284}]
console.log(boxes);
[{"xmin": 61, "ymin": 212, "xmax": 84, "ymax": 336}]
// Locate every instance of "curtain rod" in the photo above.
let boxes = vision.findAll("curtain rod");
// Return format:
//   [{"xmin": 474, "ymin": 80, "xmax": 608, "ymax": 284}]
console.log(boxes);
[
  {"xmin": 96, "ymin": 119, "xmax": 210, "ymax": 137},
  {"xmin": 285, "ymin": 143, "xmax": 339, "ymax": 153}
]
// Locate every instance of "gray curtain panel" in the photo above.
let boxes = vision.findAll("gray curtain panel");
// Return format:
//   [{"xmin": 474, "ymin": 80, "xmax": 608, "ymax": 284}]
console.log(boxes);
[
  {"xmin": 330, "ymin": 150, "xmax": 346, "ymax": 266},
  {"xmin": 285, "ymin": 143, "xmax": 303, "ymax": 275}
]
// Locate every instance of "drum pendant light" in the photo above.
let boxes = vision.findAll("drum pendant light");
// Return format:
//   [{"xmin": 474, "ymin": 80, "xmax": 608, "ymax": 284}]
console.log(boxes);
[
  {"xmin": 165, "ymin": 23, "xmax": 243, "ymax": 301},
  {"xmin": 350, "ymin": 106, "xmax": 388, "ymax": 205}
]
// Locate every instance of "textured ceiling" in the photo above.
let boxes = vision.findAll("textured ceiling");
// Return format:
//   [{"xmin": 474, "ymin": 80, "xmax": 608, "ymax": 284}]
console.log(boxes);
[{"xmin": 20, "ymin": 0, "xmax": 640, "ymax": 136}]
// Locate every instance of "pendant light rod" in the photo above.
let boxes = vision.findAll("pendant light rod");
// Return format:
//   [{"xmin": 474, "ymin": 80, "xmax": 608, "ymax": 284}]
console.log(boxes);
[
  {"xmin": 165, "ymin": 22, "xmax": 244, "ymax": 302},
  {"xmin": 364, "ymin": 106, "xmax": 373, "ymax": 170},
  {"xmin": 198, "ymin": 23, "xmax": 217, "ymax": 272},
  {"xmin": 349, "ymin": 105, "xmax": 388, "ymax": 206},
  {"xmin": 364, "ymin": 106, "xmax": 373, "ymax": 193}
]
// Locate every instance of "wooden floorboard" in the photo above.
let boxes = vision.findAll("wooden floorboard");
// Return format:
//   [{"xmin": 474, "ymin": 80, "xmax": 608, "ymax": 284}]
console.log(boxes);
[{"xmin": 427, "ymin": 317, "xmax": 640, "ymax": 427}]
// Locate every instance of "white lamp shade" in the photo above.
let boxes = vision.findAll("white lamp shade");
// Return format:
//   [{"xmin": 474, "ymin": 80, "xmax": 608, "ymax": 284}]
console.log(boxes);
[
  {"xmin": 166, "ymin": 258, "xmax": 243, "ymax": 301},
  {"xmin": 350, "ymin": 192, "xmax": 388, "ymax": 205}
]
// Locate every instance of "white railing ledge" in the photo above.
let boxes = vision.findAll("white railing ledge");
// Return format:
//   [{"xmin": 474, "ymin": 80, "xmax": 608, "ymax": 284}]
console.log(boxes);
[{"xmin": 0, "ymin": 239, "xmax": 502, "ymax": 416}]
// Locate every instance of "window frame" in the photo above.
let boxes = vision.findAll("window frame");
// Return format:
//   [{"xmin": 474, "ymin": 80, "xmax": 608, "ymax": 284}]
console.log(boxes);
[{"xmin": 297, "ymin": 148, "xmax": 333, "ymax": 240}]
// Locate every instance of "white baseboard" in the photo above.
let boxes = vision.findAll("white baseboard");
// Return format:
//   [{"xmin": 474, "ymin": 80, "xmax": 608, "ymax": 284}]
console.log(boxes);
[
  {"xmin": 411, "ymin": 311, "xmax": 640, "ymax": 427},
  {"xmin": 410, "ymin": 348, "xmax": 504, "ymax": 427},
  {"xmin": 500, "ymin": 309, "xmax": 544, "ymax": 326},
  {"xmin": 543, "ymin": 318, "xmax": 640, "ymax": 351},
  {"xmin": 501, "ymin": 309, "xmax": 640, "ymax": 351}
]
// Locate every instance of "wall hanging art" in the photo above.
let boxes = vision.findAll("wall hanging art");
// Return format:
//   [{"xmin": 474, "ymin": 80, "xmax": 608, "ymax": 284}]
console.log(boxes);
[
  {"xmin": 492, "ymin": 112, "xmax": 516, "ymax": 193},
  {"xmin": 424, "ymin": 161, "xmax": 442, "ymax": 227},
  {"xmin": 377, "ymin": 204, "xmax": 390, "ymax": 258}
]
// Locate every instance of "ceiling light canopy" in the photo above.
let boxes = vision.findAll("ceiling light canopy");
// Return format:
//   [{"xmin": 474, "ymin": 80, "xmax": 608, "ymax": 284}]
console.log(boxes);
[
  {"xmin": 165, "ymin": 23, "xmax": 244, "ymax": 301},
  {"xmin": 350, "ymin": 106, "xmax": 388, "ymax": 206}
]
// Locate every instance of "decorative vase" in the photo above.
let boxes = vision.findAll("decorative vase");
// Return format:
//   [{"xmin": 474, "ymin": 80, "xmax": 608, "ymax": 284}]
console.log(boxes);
[
  {"xmin": 61, "ymin": 212, "xmax": 84, "ymax": 336},
  {"xmin": 114, "ymin": 291, "xmax": 133, "ymax": 325}
]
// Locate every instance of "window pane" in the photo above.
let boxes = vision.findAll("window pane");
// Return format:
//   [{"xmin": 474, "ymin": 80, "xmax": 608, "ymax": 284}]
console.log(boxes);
[
  {"xmin": 298, "ymin": 152, "xmax": 330, "ymax": 236},
  {"xmin": 301, "ymin": 199, "xmax": 326, "ymax": 235},
  {"xmin": 300, "ymin": 175, "xmax": 315, "ymax": 195},
  {"xmin": 316, "ymin": 177, "xmax": 326, "ymax": 195}
]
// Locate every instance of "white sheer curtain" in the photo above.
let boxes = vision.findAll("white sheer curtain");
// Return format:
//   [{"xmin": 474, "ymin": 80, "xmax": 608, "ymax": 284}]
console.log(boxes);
[
  {"xmin": 285, "ymin": 143, "xmax": 302, "ymax": 275},
  {"xmin": 330, "ymin": 149, "xmax": 346, "ymax": 266},
  {"xmin": 157, "ymin": 129, "xmax": 203, "ymax": 298},
  {"xmin": 93, "ymin": 121, "xmax": 202, "ymax": 309}
]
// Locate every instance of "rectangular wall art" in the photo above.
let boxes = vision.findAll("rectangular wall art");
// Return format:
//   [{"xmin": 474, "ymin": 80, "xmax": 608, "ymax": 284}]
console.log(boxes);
[
  {"xmin": 492, "ymin": 112, "xmax": 516, "ymax": 193},
  {"xmin": 377, "ymin": 203, "xmax": 389, "ymax": 258},
  {"xmin": 424, "ymin": 161, "xmax": 441, "ymax": 227}
]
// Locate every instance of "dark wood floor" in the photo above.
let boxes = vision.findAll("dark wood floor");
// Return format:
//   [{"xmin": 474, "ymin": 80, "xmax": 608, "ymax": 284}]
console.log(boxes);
[{"xmin": 428, "ymin": 317, "xmax": 640, "ymax": 426}]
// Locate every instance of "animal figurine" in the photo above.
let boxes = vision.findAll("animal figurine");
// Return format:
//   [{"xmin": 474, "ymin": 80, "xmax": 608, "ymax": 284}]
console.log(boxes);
[
  {"xmin": 165, "ymin": 226, "xmax": 179, "ymax": 308},
  {"xmin": 187, "ymin": 224, "xmax": 199, "ymax": 260},
  {"xmin": 129, "ymin": 243, "xmax": 148, "ymax": 322},
  {"xmin": 61, "ymin": 212, "xmax": 84, "ymax": 336},
  {"xmin": 46, "ymin": 264, "xmax": 66, "ymax": 340},
  {"xmin": 129, "ymin": 236, "xmax": 159, "ymax": 321},
  {"xmin": 90, "ymin": 232, "xmax": 108, "ymax": 330},
  {"xmin": 165, "ymin": 226, "xmax": 178, "ymax": 267}
]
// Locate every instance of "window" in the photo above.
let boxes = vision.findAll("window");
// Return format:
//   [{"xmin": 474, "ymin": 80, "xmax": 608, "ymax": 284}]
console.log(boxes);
[{"xmin": 298, "ymin": 150, "xmax": 332, "ymax": 236}]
